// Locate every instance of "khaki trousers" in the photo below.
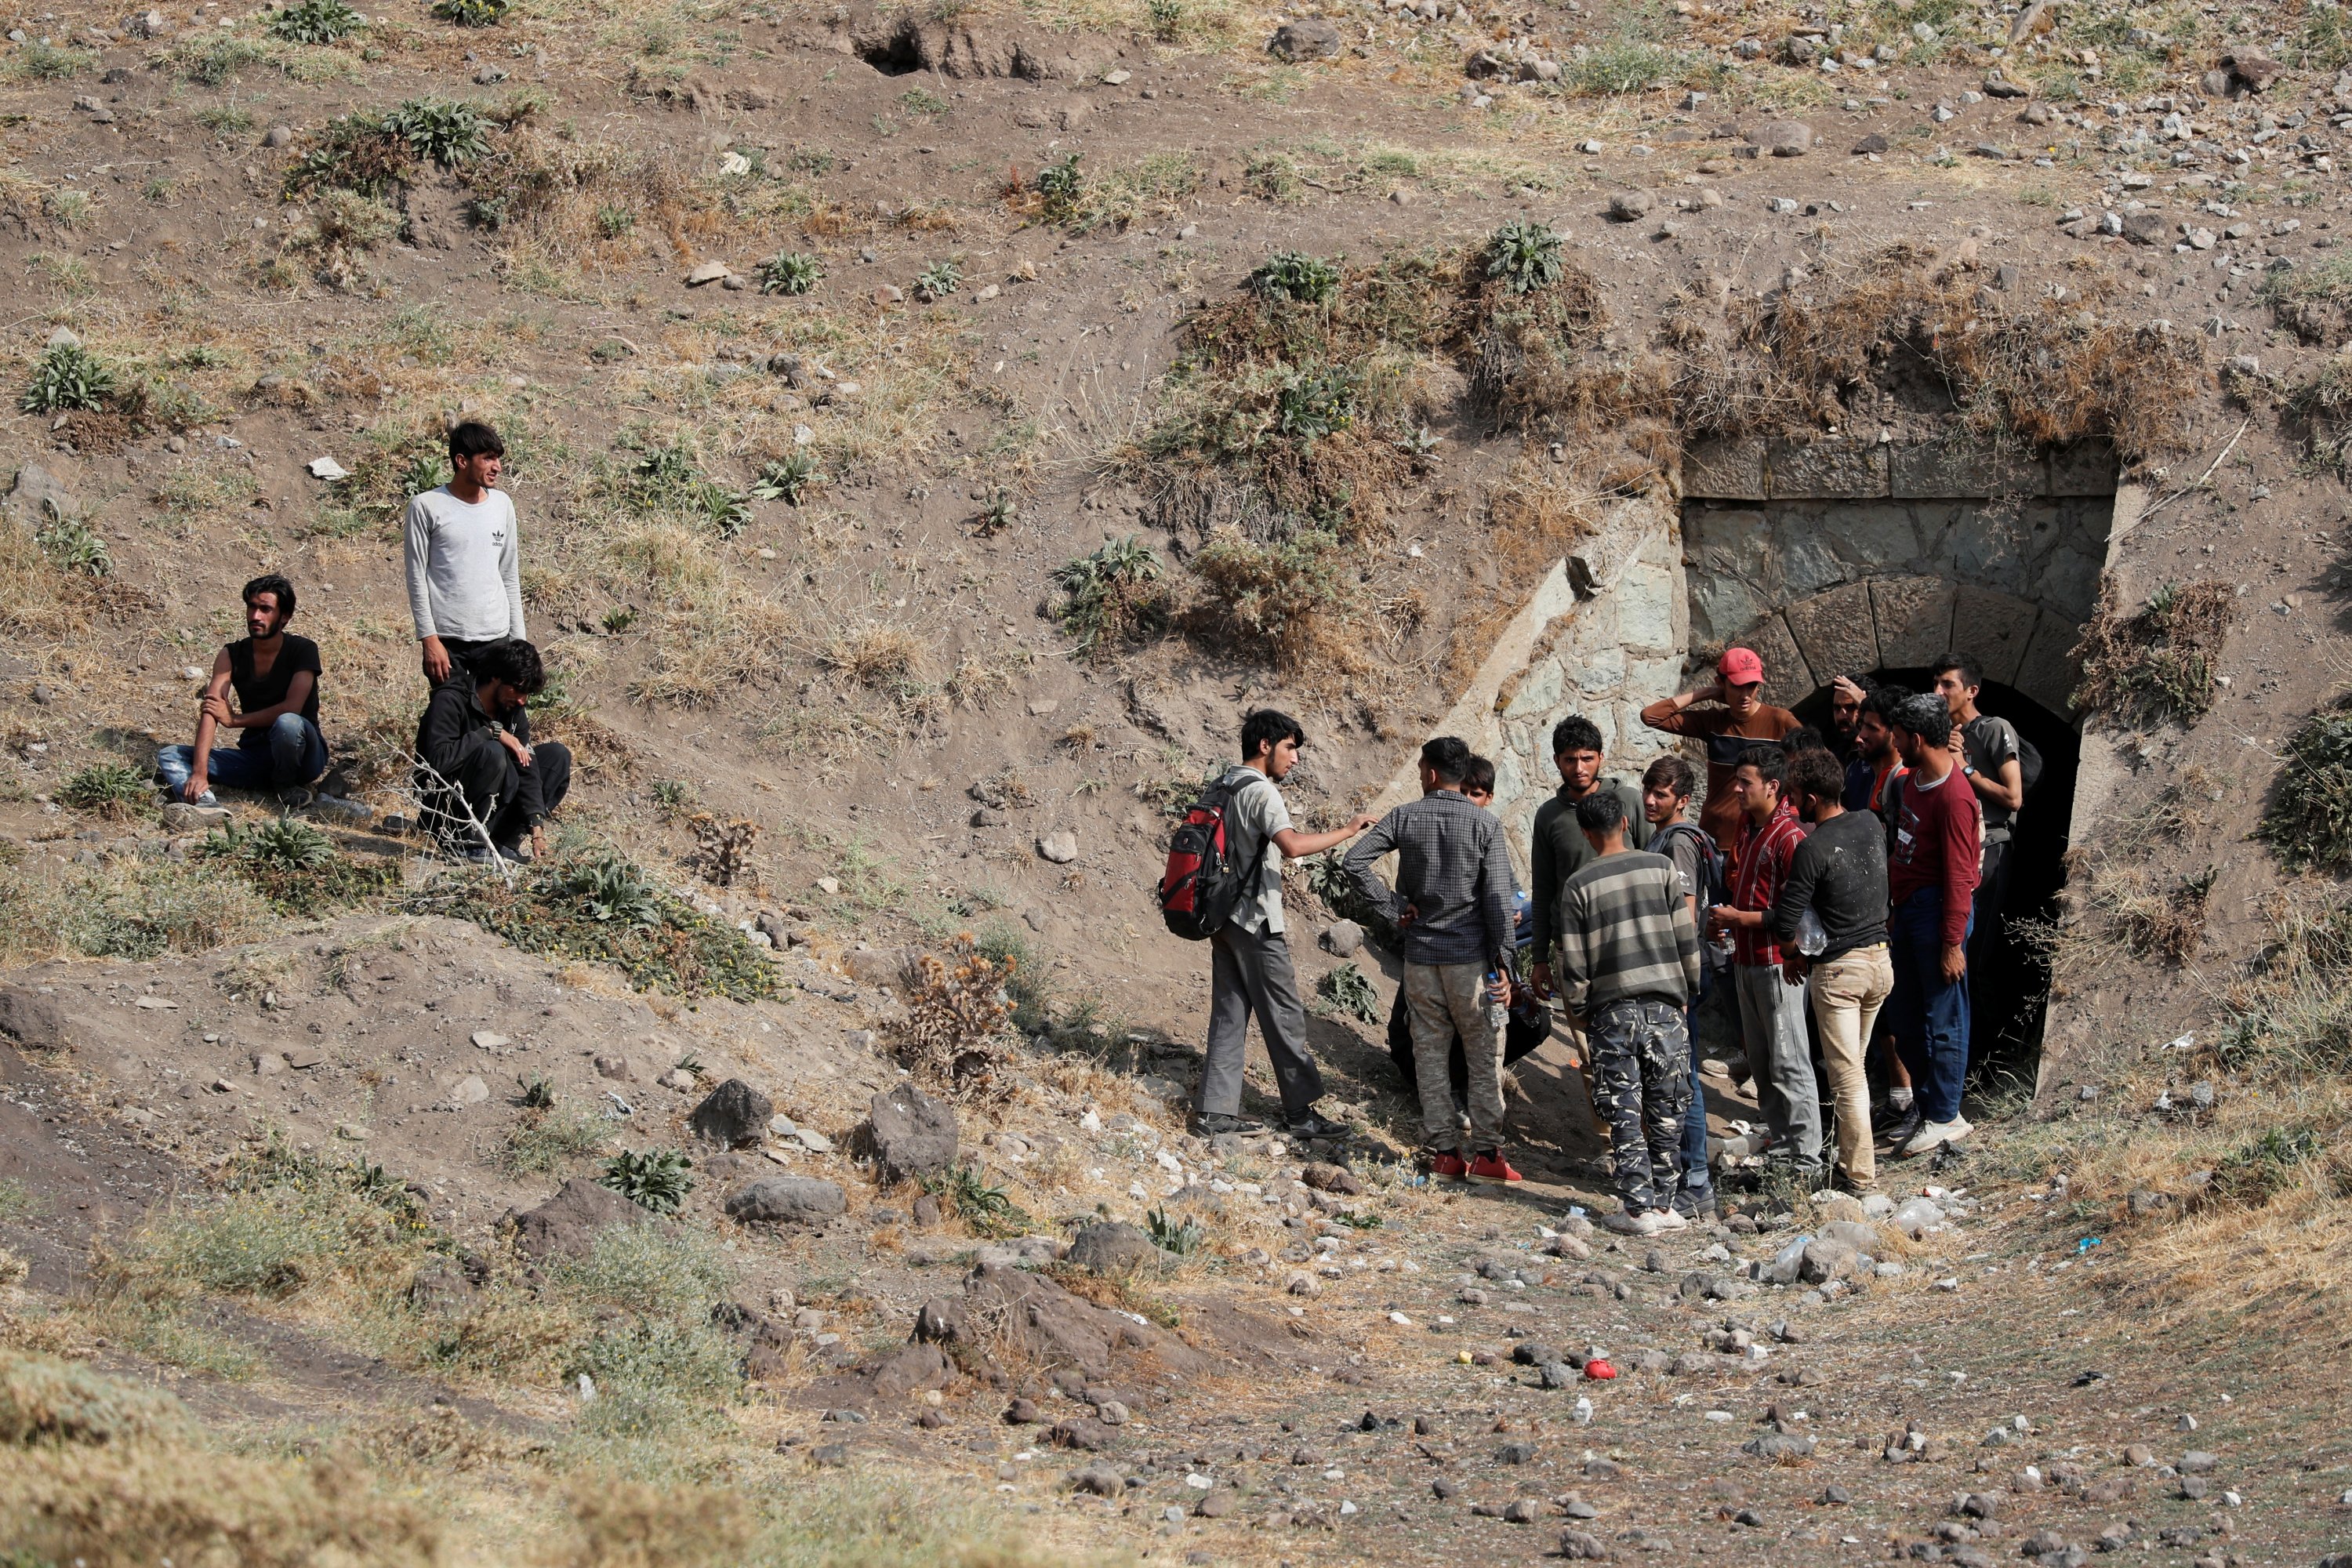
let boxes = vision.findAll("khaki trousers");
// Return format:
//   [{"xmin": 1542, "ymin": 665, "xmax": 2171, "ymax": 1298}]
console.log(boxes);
[
  {"xmin": 1403, "ymin": 962, "xmax": 1504, "ymax": 1152},
  {"xmin": 1809, "ymin": 943, "xmax": 1894, "ymax": 1189}
]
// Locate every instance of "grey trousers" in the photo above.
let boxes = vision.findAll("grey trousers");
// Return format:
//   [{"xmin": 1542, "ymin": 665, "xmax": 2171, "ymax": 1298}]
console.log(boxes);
[
  {"xmin": 1198, "ymin": 923, "xmax": 1325, "ymax": 1120},
  {"xmin": 1733, "ymin": 962, "xmax": 1823, "ymax": 1171}
]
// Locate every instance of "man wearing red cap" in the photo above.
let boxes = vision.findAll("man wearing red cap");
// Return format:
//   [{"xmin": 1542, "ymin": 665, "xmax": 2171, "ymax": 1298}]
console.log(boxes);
[{"xmin": 1639, "ymin": 647, "xmax": 1802, "ymax": 862}]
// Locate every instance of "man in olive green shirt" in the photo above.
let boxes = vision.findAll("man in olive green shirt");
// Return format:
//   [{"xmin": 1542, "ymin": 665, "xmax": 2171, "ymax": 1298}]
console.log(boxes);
[{"xmin": 1529, "ymin": 714, "xmax": 1650, "ymax": 1000}]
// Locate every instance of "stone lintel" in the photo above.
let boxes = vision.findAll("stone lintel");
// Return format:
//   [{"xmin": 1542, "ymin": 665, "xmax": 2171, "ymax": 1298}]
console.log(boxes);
[{"xmin": 1766, "ymin": 438, "xmax": 1889, "ymax": 500}]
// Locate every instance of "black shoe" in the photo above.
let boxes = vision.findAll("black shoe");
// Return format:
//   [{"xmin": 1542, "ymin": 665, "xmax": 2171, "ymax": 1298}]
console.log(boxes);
[
  {"xmin": 1192, "ymin": 1112, "xmax": 1265, "ymax": 1137},
  {"xmin": 1672, "ymin": 1185, "xmax": 1718, "ymax": 1221},
  {"xmin": 1282, "ymin": 1110, "xmax": 1355, "ymax": 1141}
]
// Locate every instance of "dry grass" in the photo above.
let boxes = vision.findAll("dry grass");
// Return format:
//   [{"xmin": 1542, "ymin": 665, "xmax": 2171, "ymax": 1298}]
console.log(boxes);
[{"xmin": 2069, "ymin": 580, "xmax": 2237, "ymax": 727}]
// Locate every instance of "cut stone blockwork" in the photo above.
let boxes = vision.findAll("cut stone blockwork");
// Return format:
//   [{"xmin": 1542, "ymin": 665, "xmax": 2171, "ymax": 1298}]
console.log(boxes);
[{"xmin": 1736, "ymin": 580, "xmax": 2079, "ymax": 715}]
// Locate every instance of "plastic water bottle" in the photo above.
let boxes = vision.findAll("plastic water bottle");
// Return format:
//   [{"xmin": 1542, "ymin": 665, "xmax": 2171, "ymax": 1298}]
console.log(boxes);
[{"xmin": 1797, "ymin": 908, "xmax": 1828, "ymax": 958}]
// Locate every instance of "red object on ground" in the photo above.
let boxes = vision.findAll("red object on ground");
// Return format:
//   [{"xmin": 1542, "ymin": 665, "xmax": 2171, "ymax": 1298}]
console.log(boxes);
[
  {"xmin": 1428, "ymin": 1152, "xmax": 1470, "ymax": 1181},
  {"xmin": 1466, "ymin": 1152, "xmax": 1523, "ymax": 1185},
  {"xmin": 1584, "ymin": 1358, "xmax": 1617, "ymax": 1380}
]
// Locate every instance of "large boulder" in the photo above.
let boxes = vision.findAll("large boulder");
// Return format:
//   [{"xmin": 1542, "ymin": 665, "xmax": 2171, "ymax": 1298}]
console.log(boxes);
[
  {"xmin": 867, "ymin": 1085, "xmax": 958, "ymax": 1181},
  {"xmin": 689, "ymin": 1078, "xmax": 773, "ymax": 1146},
  {"xmin": 724, "ymin": 1177, "xmax": 846, "ymax": 1225},
  {"xmin": 509, "ymin": 1178, "xmax": 648, "ymax": 1261},
  {"xmin": 0, "ymin": 986, "xmax": 70, "ymax": 1051},
  {"xmin": 1064, "ymin": 1220, "xmax": 1168, "ymax": 1276},
  {"xmin": 1267, "ymin": 17, "xmax": 1341, "ymax": 60},
  {"xmin": 2, "ymin": 464, "xmax": 76, "ymax": 526}
]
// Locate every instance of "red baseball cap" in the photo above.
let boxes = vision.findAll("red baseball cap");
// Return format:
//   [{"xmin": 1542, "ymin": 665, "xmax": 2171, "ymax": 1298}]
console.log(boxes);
[{"xmin": 1718, "ymin": 647, "xmax": 1765, "ymax": 685}]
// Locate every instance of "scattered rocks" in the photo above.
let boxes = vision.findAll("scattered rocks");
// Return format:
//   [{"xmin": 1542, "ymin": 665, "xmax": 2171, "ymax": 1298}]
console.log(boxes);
[
  {"xmin": 690, "ymin": 1078, "xmax": 774, "ymax": 1146},
  {"xmin": 684, "ymin": 260, "xmax": 732, "ymax": 285},
  {"xmin": 722, "ymin": 1177, "xmax": 847, "ymax": 1225},
  {"xmin": 1319, "ymin": 920, "xmax": 1365, "ymax": 957},
  {"xmin": 0, "ymin": 985, "xmax": 69, "ymax": 1051},
  {"xmin": 1746, "ymin": 120, "xmax": 1814, "ymax": 157},
  {"xmin": 1299, "ymin": 1161, "xmax": 1364, "ymax": 1196},
  {"xmin": 1609, "ymin": 189, "xmax": 1655, "ymax": 221},
  {"xmin": 1065, "ymin": 1220, "xmax": 1168, "ymax": 1275},
  {"xmin": 1036, "ymin": 831, "xmax": 1079, "ymax": 864},
  {"xmin": 866, "ymin": 1085, "xmax": 959, "ymax": 1181}
]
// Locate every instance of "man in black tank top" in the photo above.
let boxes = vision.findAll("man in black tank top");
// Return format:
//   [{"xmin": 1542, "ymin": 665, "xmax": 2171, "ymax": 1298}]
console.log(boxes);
[{"xmin": 156, "ymin": 574, "xmax": 328, "ymax": 807}]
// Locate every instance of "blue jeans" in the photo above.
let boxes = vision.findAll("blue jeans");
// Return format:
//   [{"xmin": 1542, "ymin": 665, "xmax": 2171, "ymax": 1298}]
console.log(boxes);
[
  {"xmin": 1889, "ymin": 885, "xmax": 1972, "ymax": 1125},
  {"xmin": 157, "ymin": 713, "xmax": 328, "ymax": 797},
  {"xmin": 1681, "ymin": 964, "xmax": 1711, "ymax": 1196}
]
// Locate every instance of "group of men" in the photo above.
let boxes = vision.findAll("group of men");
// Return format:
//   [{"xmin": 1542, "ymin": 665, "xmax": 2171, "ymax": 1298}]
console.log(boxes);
[
  {"xmin": 1189, "ymin": 642, "xmax": 2023, "ymax": 1236},
  {"xmin": 155, "ymin": 421, "xmax": 573, "ymax": 862}
]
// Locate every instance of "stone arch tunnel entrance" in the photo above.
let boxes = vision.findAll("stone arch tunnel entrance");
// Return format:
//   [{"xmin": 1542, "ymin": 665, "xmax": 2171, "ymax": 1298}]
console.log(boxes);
[{"xmin": 1680, "ymin": 434, "xmax": 2118, "ymax": 1085}]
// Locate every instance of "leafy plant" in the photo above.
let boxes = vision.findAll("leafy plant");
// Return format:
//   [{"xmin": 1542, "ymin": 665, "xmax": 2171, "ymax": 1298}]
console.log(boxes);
[
  {"xmin": 1036, "ymin": 152, "xmax": 1083, "ymax": 222},
  {"xmin": 553, "ymin": 853, "xmax": 663, "ymax": 927},
  {"xmin": 2214, "ymin": 1126, "xmax": 2326, "ymax": 1205},
  {"xmin": 59, "ymin": 762, "xmax": 154, "ymax": 820},
  {"xmin": 2071, "ymin": 581, "xmax": 2238, "ymax": 728},
  {"xmin": 625, "ymin": 442, "xmax": 750, "ymax": 536},
  {"xmin": 915, "ymin": 258, "xmax": 962, "ymax": 299},
  {"xmin": 20, "ymin": 343, "xmax": 114, "ymax": 414},
  {"xmin": 1249, "ymin": 252, "xmax": 1341, "ymax": 306},
  {"xmin": 503, "ymin": 1099, "xmax": 608, "ymax": 1173},
  {"xmin": 749, "ymin": 451, "xmax": 817, "ymax": 503},
  {"xmin": 1148, "ymin": 0, "xmax": 1184, "ymax": 40},
  {"xmin": 1145, "ymin": 1204, "xmax": 1204, "ymax": 1255},
  {"xmin": 431, "ymin": 0, "xmax": 508, "ymax": 24},
  {"xmin": 1276, "ymin": 364, "xmax": 1361, "ymax": 441},
  {"xmin": 920, "ymin": 1162, "xmax": 1016, "ymax": 1223},
  {"xmin": 756, "ymin": 249, "xmax": 822, "ymax": 295},
  {"xmin": 240, "ymin": 818, "xmax": 336, "ymax": 871},
  {"xmin": 36, "ymin": 514, "xmax": 111, "ymax": 577},
  {"xmin": 382, "ymin": 97, "xmax": 491, "ymax": 166},
  {"xmin": 2260, "ymin": 694, "xmax": 2352, "ymax": 873},
  {"xmin": 594, "ymin": 201, "xmax": 636, "ymax": 238},
  {"xmin": 5, "ymin": 42, "xmax": 89, "ymax": 78},
  {"xmin": 1483, "ymin": 220, "xmax": 1565, "ymax": 294},
  {"xmin": 1053, "ymin": 535, "xmax": 1169, "ymax": 655},
  {"xmin": 1315, "ymin": 962, "xmax": 1381, "ymax": 1024},
  {"xmin": 518, "ymin": 1072, "xmax": 556, "ymax": 1110},
  {"xmin": 600, "ymin": 1148, "xmax": 695, "ymax": 1214},
  {"xmin": 197, "ymin": 819, "xmax": 395, "ymax": 913},
  {"xmin": 268, "ymin": 0, "xmax": 364, "ymax": 42},
  {"xmin": 972, "ymin": 489, "xmax": 1016, "ymax": 537}
]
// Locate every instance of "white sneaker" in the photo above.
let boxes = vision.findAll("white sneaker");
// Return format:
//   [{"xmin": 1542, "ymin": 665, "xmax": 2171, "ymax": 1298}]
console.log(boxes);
[
  {"xmin": 1601, "ymin": 1209, "xmax": 1663, "ymax": 1237},
  {"xmin": 1650, "ymin": 1208, "xmax": 1691, "ymax": 1232},
  {"xmin": 1900, "ymin": 1116, "xmax": 1972, "ymax": 1158}
]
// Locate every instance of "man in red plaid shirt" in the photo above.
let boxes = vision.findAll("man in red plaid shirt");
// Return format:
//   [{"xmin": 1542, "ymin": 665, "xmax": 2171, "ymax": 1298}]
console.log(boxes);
[{"xmin": 1704, "ymin": 744, "xmax": 1824, "ymax": 1182}]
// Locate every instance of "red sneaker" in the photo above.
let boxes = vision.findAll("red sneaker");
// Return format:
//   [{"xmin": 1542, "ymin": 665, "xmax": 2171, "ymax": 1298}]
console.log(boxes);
[
  {"xmin": 1466, "ymin": 1151, "xmax": 1523, "ymax": 1185},
  {"xmin": 1428, "ymin": 1151, "xmax": 1471, "ymax": 1181}
]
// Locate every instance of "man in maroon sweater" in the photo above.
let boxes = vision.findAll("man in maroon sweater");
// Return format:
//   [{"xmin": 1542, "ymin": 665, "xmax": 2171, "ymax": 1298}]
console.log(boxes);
[{"xmin": 1886, "ymin": 693, "xmax": 1982, "ymax": 1157}]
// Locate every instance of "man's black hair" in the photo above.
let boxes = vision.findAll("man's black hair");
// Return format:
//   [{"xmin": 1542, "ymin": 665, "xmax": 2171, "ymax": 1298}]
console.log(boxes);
[
  {"xmin": 1574, "ymin": 787, "xmax": 1628, "ymax": 835},
  {"xmin": 1421, "ymin": 735, "xmax": 1472, "ymax": 784},
  {"xmin": 475, "ymin": 638, "xmax": 546, "ymax": 695},
  {"xmin": 1462, "ymin": 754, "xmax": 1497, "ymax": 797},
  {"xmin": 241, "ymin": 572, "xmax": 296, "ymax": 621},
  {"xmin": 448, "ymin": 420, "xmax": 506, "ymax": 462},
  {"xmin": 1551, "ymin": 715, "xmax": 1604, "ymax": 757},
  {"xmin": 1782, "ymin": 724, "xmax": 1830, "ymax": 756},
  {"xmin": 1785, "ymin": 747, "xmax": 1846, "ymax": 808},
  {"xmin": 1642, "ymin": 753, "xmax": 1696, "ymax": 799},
  {"xmin": 1934, "ymin": 651, "xmax": 1983, "ymax": 691},
  {"xmin": 1736, "ymin": 743, "xmax": 1786, "ymax": 788},
  {"xmin": 1864, "ymin": 684, "xmax": 1912, "ymax": 724},
  {"xmin": 1893, "ymin": 692, "xmax": 1952, "ymax": 749},
  {"xmin": 1240, "ymin": 708, "xmax": 1305, "ymax": 761}
]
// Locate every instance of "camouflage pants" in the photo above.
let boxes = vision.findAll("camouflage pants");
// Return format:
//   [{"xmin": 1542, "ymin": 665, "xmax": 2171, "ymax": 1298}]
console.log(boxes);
[{"xmin": 1589, "ymin": 996, "xmax": 1693, "ymax": 1214}]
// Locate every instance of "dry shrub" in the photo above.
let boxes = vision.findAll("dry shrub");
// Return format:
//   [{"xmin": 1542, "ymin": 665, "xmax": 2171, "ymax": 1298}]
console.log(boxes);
[
  {"xmin": 2288, "ymin": 347, "xmax": 2352, "ymax": 473},
  {"xmin": 1661, "ymin": 247, "xmax": 2201, "ymax": 461},
  {"xmin": 0, "ymin": 1348, "xmax": 443, "ymax": 1568},
  {"xmin": 2070, "ymin": 580, "xmax": 2237, "ymax": 727},
  {"xmin": 2260, "ymin": 694, "xmax": 2352, "ymax": 873},
  {"xmin": 688, "ymin": 812, "xmax": 758, "ymax": 887},
  {"xmin": 554, "ymin": 1478, "xmax": 753, "ymax": 1568},
  {"xmin": 890, "ymin": 935, "xmax": 1017, "ymax": 1101},
  {"xmin": 823, "ymin": 620, "xmax": 931, "ymax": 692},
  {"xmin": 1185, "ymin": 524, "xmax": 1358, "ymax": 671},
  {"xmin": 2103, "ymin": 864, "xmax": 2216, "ymax": 964}
]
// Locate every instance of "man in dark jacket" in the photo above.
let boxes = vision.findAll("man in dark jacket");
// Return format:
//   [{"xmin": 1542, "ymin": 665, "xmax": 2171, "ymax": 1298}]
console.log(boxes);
[
  {"xmin": 415, "ymin": 638, "xmax": 571, "ymax": 862},
  {"xmin": 1345, "ymin": 736, "xmax": 1520, "ymax": 1185}
]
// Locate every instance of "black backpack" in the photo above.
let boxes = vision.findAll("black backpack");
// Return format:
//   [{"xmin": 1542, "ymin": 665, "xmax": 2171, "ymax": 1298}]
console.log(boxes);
[{"xmin": 1650, "ymin": 820, "xmax": 1724, "ymax": 907}]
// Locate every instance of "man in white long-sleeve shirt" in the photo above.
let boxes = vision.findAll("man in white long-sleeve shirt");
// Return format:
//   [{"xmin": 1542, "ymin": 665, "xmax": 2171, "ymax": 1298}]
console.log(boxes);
[{"xmin": 405, "ymin": 421, "xmax": 524, "ymax": 686}]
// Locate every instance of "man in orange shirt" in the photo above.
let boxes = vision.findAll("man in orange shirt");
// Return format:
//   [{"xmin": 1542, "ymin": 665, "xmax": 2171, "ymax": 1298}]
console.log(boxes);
[{"xmin": 1639, "ymin": 648, "xmax": 1802, "ymax": 862}]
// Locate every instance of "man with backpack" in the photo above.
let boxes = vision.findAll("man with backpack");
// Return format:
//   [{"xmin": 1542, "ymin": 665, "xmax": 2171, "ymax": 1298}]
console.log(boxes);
[
  {"xmin": 1180, "ymin": 710, "xmax": 1377, "ymax": 1140},
  {"xmin": 1641, "ymin": 753, "xmax": 1719, "ymax": 1219},
  {"xmin": 1932, "ymin": 652, "xmax": 2031, "ymax": 982},
  {"xmin": 1345, "ymin": 737, "xmax": 1523, "ymax": 1183}
]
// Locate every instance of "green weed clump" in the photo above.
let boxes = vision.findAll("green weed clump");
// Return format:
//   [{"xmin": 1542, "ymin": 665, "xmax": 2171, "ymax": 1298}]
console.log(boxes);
[
  {"xmin": 750, "ymin": 452, "xmax": 818, "ymax": 503},
  {"xmin": 1035, "ymin": 152, "xmax": 1083, "ymax": 222},
  {"xmin": 1249, "ymin": 252, "xmax": 1341, "ymax": 306},
  {"xmin": 405, "ymin": 848, "xmax": 779, "ymax": 1000},
  {"xmin": 196, "ymin": 818, "xmax": 398, "ymax": 914},
  {"xmin": 2070, "ymin": 581, "xmax": 2237, "ymax": 728},
  {"xmin": 2260, "ymin": 251, "xmax": 2352, "ymax": 344},
  {"xmin": 505, "ymin": 1098, "xmax": 610, "ymax": 1174},
  {"xmin": 1482, "ymin": 220, "xmax": 1565, "ymax": 295},
  {"xmin": 1315, "ymin": 960, "xmax": 1380, "ymax": 1023},
  {"xmin": 1146, "ymin": 1204, "xmax": 1205, "ymax": 1254},
  {"xmin": 3, "ymin": 42, "xmax": 90, "ymax": 78},
  {"xmin": 918, "ymin": 1162, "xmax": 1024, "ymax": 1235},
  {"xmin": 915, "ymin": 258, "xmax": 962, "ymax": 299},
  {"xmin": 1053, "ymin": 535, "xmax": 1169, "ymax": 655},
  {"xmin": 2260, "ymin": 694, "xmax": 2352, "ymax": 873},
  {"xmin": 599, "ymin": 1148, "xmax": 694, "ymax": 1214},
  {"xmin": 36, "ymin": 514, "xmax": 111, "ymax": 578},
  {"xmin": 57, "ymin": 761, "xmax": 152, "ymax": 820},
  {"xmin": 621, "ymin": 441, "xmax": 750, "ymax": 537},
  {"xmin": 1188, "ymin": 526, "xmax": 1352, "ymax": 666},
  {"xmin": 20, "ymin": 342, "xmax": 114, "ymax": 414},
  {"xmin": 268, "ymin": 0, "xmax": 365, "ymax": 42},
  {"xmin": 755, "ymin": 249, "xmax": 822, "ymax": 295},
  {"xmin": 432, "ymin": 0, "xmax": 508, "ymax": 24}
]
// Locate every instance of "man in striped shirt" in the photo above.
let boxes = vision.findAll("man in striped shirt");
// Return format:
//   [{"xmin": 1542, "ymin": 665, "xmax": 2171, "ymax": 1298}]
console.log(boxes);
[
  {"xmin": 1554, "ymin": 789, "xmax": 1701, "ymax": 1236},
  {"xmin": 1705, "ymin": 745, "xmax": 1824, "ymax": 1183}
]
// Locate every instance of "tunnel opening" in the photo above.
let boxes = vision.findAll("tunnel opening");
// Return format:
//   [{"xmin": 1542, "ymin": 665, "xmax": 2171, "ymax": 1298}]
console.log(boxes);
[
  {"xmin": 1789, "ymin": 671, "xmax": 2081, "ymax": 1092},
  {"xmin": 856, "ymin": 19, "xmax": 925, "ymax": 74}
]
